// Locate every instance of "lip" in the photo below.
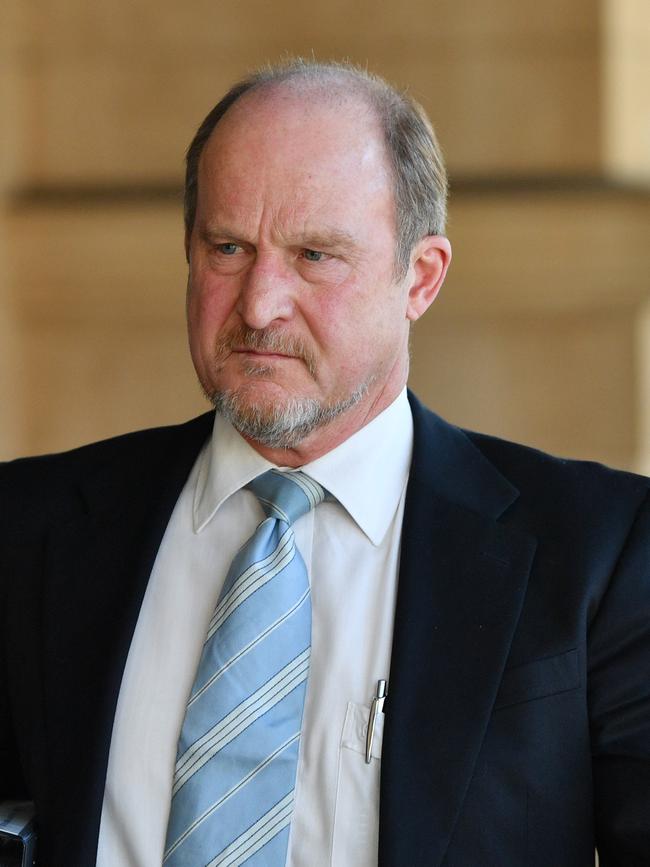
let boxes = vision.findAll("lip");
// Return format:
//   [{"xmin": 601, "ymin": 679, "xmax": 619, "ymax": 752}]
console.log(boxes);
[{"xmin": 232, "ymin": 348, "xmax": 296, "ymax": 360}]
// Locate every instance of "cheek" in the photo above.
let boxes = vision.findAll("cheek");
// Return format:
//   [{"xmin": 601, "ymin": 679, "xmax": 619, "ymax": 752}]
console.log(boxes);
[
  {"xmin": 304, "ymin": 298, "xmax": 355, "ymax": 364},
  {"xmin": 306, "ymin": 302, "xmax": 373, "ymax": 379},
  {"xmin": 309, "ymin": 278, "xmax": 397, "ymax": 349},
  {"xmin": 188, "ymin": 275, "xmax": 236, "ymax": 339},
  {"xmin": 308, "ymin": 273, "xmax": 369, "ymax": 331}
]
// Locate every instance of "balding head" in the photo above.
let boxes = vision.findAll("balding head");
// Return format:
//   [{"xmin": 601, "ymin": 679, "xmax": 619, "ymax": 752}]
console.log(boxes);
[{"xmin": 184, "ymin": 59, "xmax": 448, "ymax": 276}]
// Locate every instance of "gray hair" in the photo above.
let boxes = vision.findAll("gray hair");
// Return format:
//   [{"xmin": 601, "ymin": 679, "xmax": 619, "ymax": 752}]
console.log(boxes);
[{"xmin": 184, "ymin": 59, "xmax": 448, "ymax": 276}]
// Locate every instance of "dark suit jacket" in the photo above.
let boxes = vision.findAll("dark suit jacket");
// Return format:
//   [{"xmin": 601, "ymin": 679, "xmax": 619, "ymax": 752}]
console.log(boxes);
[{"xmin": 1, "ymin": 394, "xmax": 649, "ymax": 866}]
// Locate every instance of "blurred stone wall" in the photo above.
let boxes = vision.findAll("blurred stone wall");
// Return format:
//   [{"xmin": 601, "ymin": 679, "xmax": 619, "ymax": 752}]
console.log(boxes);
[{"xmin": 1, "ymin": 0, "xmax": 649, "ymax": 471}]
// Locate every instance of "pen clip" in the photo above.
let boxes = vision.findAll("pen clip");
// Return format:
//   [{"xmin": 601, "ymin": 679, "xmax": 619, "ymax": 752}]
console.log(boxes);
[{"xmin": 365, "ymin": 679, "xmax": 387, "ymax": 764}]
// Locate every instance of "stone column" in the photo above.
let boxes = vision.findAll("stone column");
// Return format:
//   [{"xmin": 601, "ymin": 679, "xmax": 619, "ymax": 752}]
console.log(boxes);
[{"xmin": 0, "ymin": 0, "xmax": 22, "ymax": 460}]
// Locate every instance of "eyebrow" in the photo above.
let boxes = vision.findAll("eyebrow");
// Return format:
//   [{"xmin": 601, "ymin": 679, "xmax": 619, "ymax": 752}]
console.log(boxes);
[
  {"xmin": 200, "ymin": 226, "xmax": 246, "ymax": 244},
  {"xmin": 299, "ymin": 229, "xmax": 358, "ymax": 253},
  {"xmin": 200, "ymin": 224, "xmax": 358, "ymax": 254}
]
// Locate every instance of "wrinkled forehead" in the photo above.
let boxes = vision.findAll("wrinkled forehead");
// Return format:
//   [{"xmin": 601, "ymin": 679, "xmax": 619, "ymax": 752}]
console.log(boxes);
[
  {"xmin": 191, "ymin": 86, "xmax": 397, "ymax": 246},
  {"xmin": 211, "ymin": 76, "xmax": 383, "ymax": 145},
  {"xmin": 198, "ymin": 84, "xmax": 393, "ymax": 198}
]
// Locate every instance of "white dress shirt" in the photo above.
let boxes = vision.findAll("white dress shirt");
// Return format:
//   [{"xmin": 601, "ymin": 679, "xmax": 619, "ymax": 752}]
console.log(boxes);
[{"xmin": 96, "ymin": 389, "xmax": 413, "ymax": 867}]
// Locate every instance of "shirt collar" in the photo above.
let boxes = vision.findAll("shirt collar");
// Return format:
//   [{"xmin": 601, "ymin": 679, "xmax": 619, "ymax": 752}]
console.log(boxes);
[{"xmin": 193, "ymin": 388, "xmax": 413, "ymax": 546}]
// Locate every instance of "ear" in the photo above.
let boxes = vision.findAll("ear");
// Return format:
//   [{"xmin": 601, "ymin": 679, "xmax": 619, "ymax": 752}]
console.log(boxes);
[
  {"xmin": 405, "ymin": 235, "xmax": 452, "ymax": 322},
  {"xmin": 184, "ymin": 229, "xmax": 191, "ymax": 264}
]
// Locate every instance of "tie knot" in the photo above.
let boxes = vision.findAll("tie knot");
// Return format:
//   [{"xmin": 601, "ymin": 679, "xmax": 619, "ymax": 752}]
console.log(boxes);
[{"xmin": 246, "ymin": 469, "xmax": 326, "ymax": 525}]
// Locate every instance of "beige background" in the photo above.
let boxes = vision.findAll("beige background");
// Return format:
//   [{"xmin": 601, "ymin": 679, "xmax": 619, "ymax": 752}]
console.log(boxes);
[{"xmin": 1, "ymin": 0, "xmax": 649, "ymax": 472}]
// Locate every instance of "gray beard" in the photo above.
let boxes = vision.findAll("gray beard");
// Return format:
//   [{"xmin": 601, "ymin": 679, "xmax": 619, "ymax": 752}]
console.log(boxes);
[{"xmin": 209, "ymin": 382, "xmax": 370, "ymax": 450}]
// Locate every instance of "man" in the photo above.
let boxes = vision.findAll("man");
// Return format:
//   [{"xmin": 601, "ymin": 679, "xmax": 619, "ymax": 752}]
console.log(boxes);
[{"xmin": 1, "ymin": 60, "xmax": 649, "ymax": 867}]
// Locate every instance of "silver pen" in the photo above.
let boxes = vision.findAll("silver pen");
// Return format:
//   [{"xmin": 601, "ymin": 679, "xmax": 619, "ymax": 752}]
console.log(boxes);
[{"xmin": 365, "ymin": 679, "xmax": 387, "ymax": 764}]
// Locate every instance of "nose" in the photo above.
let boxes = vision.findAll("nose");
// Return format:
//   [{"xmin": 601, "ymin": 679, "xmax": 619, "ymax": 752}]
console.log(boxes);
[{"xmin": 237, "ymin": 254, "xmax": 295, "ymax": 330}]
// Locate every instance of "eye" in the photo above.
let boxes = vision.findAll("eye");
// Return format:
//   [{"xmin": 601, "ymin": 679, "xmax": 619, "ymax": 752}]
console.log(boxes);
[
  {"xmin": 302, "ymin": 249, "xmax": 326, "ymax": 262},
  {"xmin": 216, "ymin": 243, "xmax": 240, "ymax": 255}
]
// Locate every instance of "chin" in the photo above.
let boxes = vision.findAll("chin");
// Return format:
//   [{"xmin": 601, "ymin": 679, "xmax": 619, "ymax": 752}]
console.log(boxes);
[
  {"xmin": 206, "ymin": 378, "xmax": 370, "ymax": 450},
  {"xmin": 210, "ymin": 372, "xmax": 309, "ymax": 407},
  {"xmin": 210, "ymin": 387, "xmax": 323, "ymax": 449}
]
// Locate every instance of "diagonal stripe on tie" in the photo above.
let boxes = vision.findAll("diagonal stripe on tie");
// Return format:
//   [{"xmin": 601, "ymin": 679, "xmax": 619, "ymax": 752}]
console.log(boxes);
[
  {"xmin": 188, "ymin": 588, "xmax": 310, "ymax": 709},
  {"xmin": 206, "ymin": 527, "xmax": 295, "ymax": 639},
  {"xmin": 187, "ymin": 590, "xmax": 309, "ymax": 708},
  {"xmin": 206, "ymin": 793, "xmax": 295, "ymax": 867},
  {"xmin": 164, "ymin": 733, "xmax": 300, "ymax": 861},
  {"xmin": 273, "ymin": 469, "xmax": 321, "ymax": 509},
  {"xmin": 172, "ymin": 649, "xmax": 311, "ymax": 794},
  {"xmin": 164, "ymin": 470, "xmax": 326, "ymax": 867}
]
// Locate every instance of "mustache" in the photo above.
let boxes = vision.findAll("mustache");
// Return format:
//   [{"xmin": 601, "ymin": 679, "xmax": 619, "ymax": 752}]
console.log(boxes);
[{"xmin": 214, "ymin": 325, "xmax": 317, "ymax": 377}]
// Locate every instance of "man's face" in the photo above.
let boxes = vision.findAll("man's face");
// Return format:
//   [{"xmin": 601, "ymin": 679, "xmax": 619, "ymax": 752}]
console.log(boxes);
[{"xmin": 186, "ymin": 89, "xmax": 422, "ymax": 456}]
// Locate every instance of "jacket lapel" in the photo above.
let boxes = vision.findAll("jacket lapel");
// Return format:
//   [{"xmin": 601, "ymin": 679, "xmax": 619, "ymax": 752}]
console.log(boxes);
[
  {"xmin": 379, "ymin": 395, "xmax": 537, "ymax": 867},
  {"xmin": 38, "ymin": 412, "xmax": 214, "ymax": 867}
]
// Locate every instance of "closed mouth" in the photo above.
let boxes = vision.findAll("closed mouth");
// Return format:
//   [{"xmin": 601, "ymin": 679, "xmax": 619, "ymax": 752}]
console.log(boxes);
[{"xmin": 233, "ymin": 348, "xmax": 296, "ymax": 360}]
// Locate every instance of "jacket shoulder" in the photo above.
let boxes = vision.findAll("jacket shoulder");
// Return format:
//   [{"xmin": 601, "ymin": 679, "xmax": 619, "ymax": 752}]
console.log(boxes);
[
  {"xmin": 466, "ymin": 427, "xmax": 648, "ymax": 500},
  {"xmin": 3, "ymin": 412, "xmax": 213, "ymax": 471},
  {"xmin": 0, "ymin": 412, "xmax": 214, "ymax": 527},
  {"xmin": 408, "ymin": 391, "xmax": 649, "ymax": 515},
  {"xmin": 408, "ymin": 391, "xmax": 648, "ymax": 541},
  {"xmin": 462, "ymin": 426, "xmax": 649, "ymax": 546}
]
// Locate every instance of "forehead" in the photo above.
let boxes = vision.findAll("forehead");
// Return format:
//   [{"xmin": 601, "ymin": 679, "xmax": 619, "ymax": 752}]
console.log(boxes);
[{"xmin": 195, "ymin": 87, "xmax": 395, "ymax": 234}]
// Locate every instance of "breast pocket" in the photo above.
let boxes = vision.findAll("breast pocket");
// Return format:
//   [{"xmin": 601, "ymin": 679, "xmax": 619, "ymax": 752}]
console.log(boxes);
[
  {"xmin": 331, "ymin": 702, "xmax": 383, "ymax": 867},
  {"xmin": 493, "ymin": 648, "xmax": 580, "ymax": 711}
]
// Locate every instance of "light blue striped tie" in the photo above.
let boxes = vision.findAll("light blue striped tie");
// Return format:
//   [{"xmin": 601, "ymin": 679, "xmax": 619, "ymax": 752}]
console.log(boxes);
[{"xmin": 164, "ymin": 469, "xmax": 325, "ymax": 866}]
